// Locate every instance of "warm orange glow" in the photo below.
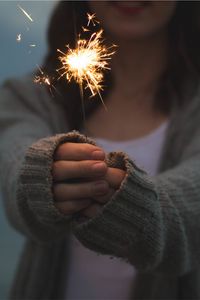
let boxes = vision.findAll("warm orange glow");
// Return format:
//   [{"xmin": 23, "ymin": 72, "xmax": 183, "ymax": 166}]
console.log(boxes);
[{"xmin": 57, "ymin": 14, "xmax": 115, "ymax": 105}]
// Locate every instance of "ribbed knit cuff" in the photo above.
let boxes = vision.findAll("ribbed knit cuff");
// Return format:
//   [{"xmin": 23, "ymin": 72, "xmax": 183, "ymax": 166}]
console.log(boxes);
[
  {"xmin": 17, "ymin": 131, "xmax": 97, "ymax": 242},
  {"xmin": 72, "ymin": 152, "xmax": 164, "ymax": 271}
]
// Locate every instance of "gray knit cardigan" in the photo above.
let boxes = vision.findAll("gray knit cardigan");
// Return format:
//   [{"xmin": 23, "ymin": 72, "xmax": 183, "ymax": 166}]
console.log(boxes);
[{"xmin": 1, "ymin": 77, "xmax": 200, "ymax": 299}]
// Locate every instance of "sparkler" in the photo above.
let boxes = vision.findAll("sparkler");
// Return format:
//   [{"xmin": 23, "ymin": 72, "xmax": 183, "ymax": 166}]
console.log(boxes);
[
  {"xmin": 16, "ymin": 3, "xmax": 115, "ymax": 106},
  {"xmin": 17, "ymin": 4, "xmax": 34, "ymax": 22},
  {"xmin": 57, "ymin": 14, "xmax": 116, "ymax": 109},
  {"xmin": 31, "ymin": 12, "xmax": 115, "ymax": 114}
]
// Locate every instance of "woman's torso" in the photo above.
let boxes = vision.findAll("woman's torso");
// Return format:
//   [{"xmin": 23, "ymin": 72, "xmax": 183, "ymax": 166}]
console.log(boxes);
[{"xmin": 65, "ymin": 121, "xmax": 169, "ymax": 300}]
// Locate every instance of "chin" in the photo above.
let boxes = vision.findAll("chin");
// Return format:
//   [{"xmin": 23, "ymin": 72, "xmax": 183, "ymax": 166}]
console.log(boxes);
[
  {"xmin": 105, "ymin": 25, "xmax": 157, "ymax": 42},
  {"xmin": 89, "ymin": 1, "xmax": 177, "ymax": 43}
]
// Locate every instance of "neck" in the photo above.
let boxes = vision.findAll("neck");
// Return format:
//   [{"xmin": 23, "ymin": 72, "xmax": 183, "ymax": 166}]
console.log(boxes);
[{"xmin": 110, "ymin": 32, "xmax": 169, "ymax": 102}]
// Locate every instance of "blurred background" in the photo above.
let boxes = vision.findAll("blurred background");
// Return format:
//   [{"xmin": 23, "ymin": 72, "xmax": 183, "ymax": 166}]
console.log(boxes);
[{"xmin": 0, "ymin": 1, "xmax": 56, "ymax": 298}]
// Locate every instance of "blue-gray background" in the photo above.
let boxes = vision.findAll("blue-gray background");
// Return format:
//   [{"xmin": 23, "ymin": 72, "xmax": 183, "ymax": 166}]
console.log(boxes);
[{"xmin": 0, "ymin": 1, "xmax": 56, "ymax": 298}]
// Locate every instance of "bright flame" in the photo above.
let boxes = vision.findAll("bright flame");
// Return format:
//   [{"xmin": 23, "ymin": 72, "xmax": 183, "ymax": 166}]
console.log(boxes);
[
  {"xmin": 57, "ymin": 27, "xmax": 115, "ymax": 106},
  {"xmin": 33, "ymin": 13, "xmax": 116, "ymax": 108}
]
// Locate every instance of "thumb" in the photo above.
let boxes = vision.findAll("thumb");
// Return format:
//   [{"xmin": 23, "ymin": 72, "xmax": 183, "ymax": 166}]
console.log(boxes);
[{"xmin": 105, "ymin": 167, "xmax": 126, "ymax": 189}]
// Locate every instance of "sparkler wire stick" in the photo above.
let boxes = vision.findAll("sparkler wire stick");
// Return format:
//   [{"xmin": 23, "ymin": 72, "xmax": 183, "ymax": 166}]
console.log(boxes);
[{"xmin": 72, "ymin": 4, "xmax": 86, "ymax": 125}]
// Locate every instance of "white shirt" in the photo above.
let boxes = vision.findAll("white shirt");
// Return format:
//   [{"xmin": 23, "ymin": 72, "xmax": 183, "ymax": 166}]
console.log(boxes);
[{"xmin": 65, "ymin": 121, "xmax": 168, "ymax": 300}]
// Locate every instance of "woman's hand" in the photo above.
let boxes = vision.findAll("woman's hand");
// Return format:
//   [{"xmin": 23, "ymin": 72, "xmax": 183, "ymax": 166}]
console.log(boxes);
[
  {"xmin": 81, "ymin": 167, "xmax": 126, "ymax": 218},
  {"xmin": 52, "ymin": 142, "xmax": 109, "ymax": 215}
]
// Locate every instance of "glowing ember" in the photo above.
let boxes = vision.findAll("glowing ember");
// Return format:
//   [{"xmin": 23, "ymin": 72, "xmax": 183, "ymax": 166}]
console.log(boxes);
[
  {"xmin": 34, "ymin": 66, "xmax": 51, "ymax": 86},
  {"xmin": 35, "ymin": 76, "xmax": 51, "ymax": 86},
  {"xmin": 16, "ymin": 34, "xmax": 22, "ymax": 42},
  {"xmin": 87, "ymin": 13, "xmax": 99, "ymax": 27},
  {"xmin": 17, "ymin": 4, "xmax": 34, "ymax": 22},
  {"xmin": 34, "ymin": 65, "xmax": 59, "ymax": 97},
  {"xmin": 57, "ymin": 15, "xmax": 115, "ymax": 105}
]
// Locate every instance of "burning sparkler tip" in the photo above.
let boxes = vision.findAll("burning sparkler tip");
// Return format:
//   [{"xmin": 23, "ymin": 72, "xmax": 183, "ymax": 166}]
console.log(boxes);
[{"xmin": 57, "ymin": 16, "xmax": 115, "ymax": 106}]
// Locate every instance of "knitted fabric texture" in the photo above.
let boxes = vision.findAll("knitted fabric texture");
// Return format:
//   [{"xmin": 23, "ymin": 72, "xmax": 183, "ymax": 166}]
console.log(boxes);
[{"xmin": 1, "ymin": 78, "xmax": 200, "ymax": 299}]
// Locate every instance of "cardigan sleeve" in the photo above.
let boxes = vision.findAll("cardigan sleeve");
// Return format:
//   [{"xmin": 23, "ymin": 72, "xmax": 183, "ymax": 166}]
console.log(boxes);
[
  {"xmin": 72, "ymin": 129, "xmax": 200, "ymax": 276},
  {"xmin": 0, "ymin": 78, "xmax": 76, "ymax": 243},
  {"xmin": 15, "ymin": 131, "xmax": 97, "ymax": 243}
]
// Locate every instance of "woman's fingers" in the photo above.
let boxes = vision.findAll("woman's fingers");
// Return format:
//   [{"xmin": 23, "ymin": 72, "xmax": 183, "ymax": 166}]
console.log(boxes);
[
  {"xmin": 54, "ymin": 142, "xmax": 105, "ymax": 161},
  {"xmin": 54, "ymin": 180, "xmax": 109, "ymax": 215},
  {"xmin": 105, "ymin": 167, "xmax": 126, "ymax": 189},
  {"xmin": 53, "ymin": 180, "xmax": 109, "ymax": 202},
  {"xmin": 55, "ymin": 199, "xmax": 92, "ymax": 215},
  {"xmin": 81, "ymin": 203, "xmax": 103, "ymax": 218},
  {"xmin": 52, "ymin": 160, "xmax": 107, "ymax": 182},
  {"xmin": 94, "ymin": 188, "xmax": 115, "ymax": 204},
  {"xmin": 54, "ymin": 166, "xmax": 125, "ymax": 216},
  {"xmin": 53, "ymin": 142, "xmax": 126, "ymax": 216}
]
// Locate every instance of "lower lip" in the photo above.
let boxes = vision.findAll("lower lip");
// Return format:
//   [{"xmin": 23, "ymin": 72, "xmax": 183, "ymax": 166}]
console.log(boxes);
[{"xmin": 111, "ymin": 2, "xmax": 147, "ymax": 16}]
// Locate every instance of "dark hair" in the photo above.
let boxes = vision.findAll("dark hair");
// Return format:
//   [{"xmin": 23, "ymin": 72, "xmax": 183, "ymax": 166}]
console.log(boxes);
[{"xmin": 43, "ymin": 1, "xmax": 200, "ymax": 130}]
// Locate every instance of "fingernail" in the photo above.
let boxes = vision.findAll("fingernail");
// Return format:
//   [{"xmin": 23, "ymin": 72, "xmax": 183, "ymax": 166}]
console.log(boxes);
[
  {"xmin": 94, "ymin": 181, "xmax": 108, "ymax": 195},
  {"xmin": 92, "ymin": 150, "xmax": 105, "ymax": 160},
  {"xmin": 92, "ymin": 162, "xmax": 107, "ymax": 175}
]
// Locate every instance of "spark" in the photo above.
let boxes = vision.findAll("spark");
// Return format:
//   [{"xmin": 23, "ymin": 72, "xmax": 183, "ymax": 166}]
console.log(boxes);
[
  {"xmin": 16, "ymin": 34, "xmax": 22, "ymax": 42},
  {"xmin": 34, "ymin": 65, "xmax": 59, "ymax": 97},
  {"xmin": 57, "ymin": 29, "xmax": 115, "ymax": 108},
  {"xmin": 17, "ymin": 4, "xmax": 34, "ymax": 22},
  {"xmin": 30, "ymin": 44, "xmax": 36, "ymax": 47},
  {"xmin": 82, "ymin": 26, "xmax": 90, "ymax": 33},
  {"xmin": 34, "ymin": 65, "xmax": 51, "ymax": 86},
  {"xmin": 87, "ymin": 13, "xmax": 99, "ymax": 27}
]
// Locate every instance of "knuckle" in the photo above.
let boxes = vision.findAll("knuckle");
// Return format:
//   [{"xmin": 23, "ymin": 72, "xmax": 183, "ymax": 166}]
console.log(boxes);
[
  {"xmin": 80, "ymin": 143, "xmax": 99, "ymax": 156},
  {"xmin": 54, "ymin": 144, "xmax": 65, "ymax": 159},
  {"xmin": 62, "ymin": 200, "xmax": 90, "ymax": 215},
  {"xmin": 77, "ymin": 160, "xmax": 90, "ymax": 177},
  {"xmin": 95, "ymin": 195, "xmax": 108, "ymax": 204},
  {"xmin": 65, "ymin": 201, "xmax": 77, "ymax": 213},
  {"xmin": 56, "ymin": 202, "xmax": 71, "ymax": 215},
  {"xmin": 75, "ymin": 182, "xmax": 92, "ymax": 198},
  {"xmin": 53, "ymin": 183, "xmax": 68, "ymax": 202},
  {"xmin": 79, "ymin": 144, "xmax": 90, "ymax": 157},
  {"xmin": 86, "ymin": 182, "xmax": 96, "ymax": 197}
]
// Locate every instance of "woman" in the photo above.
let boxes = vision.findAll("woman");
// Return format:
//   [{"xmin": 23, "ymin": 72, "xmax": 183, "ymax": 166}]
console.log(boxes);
[{"xmin": 1, "ymin": 1, "xmax": 200, "ymax": 299}]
